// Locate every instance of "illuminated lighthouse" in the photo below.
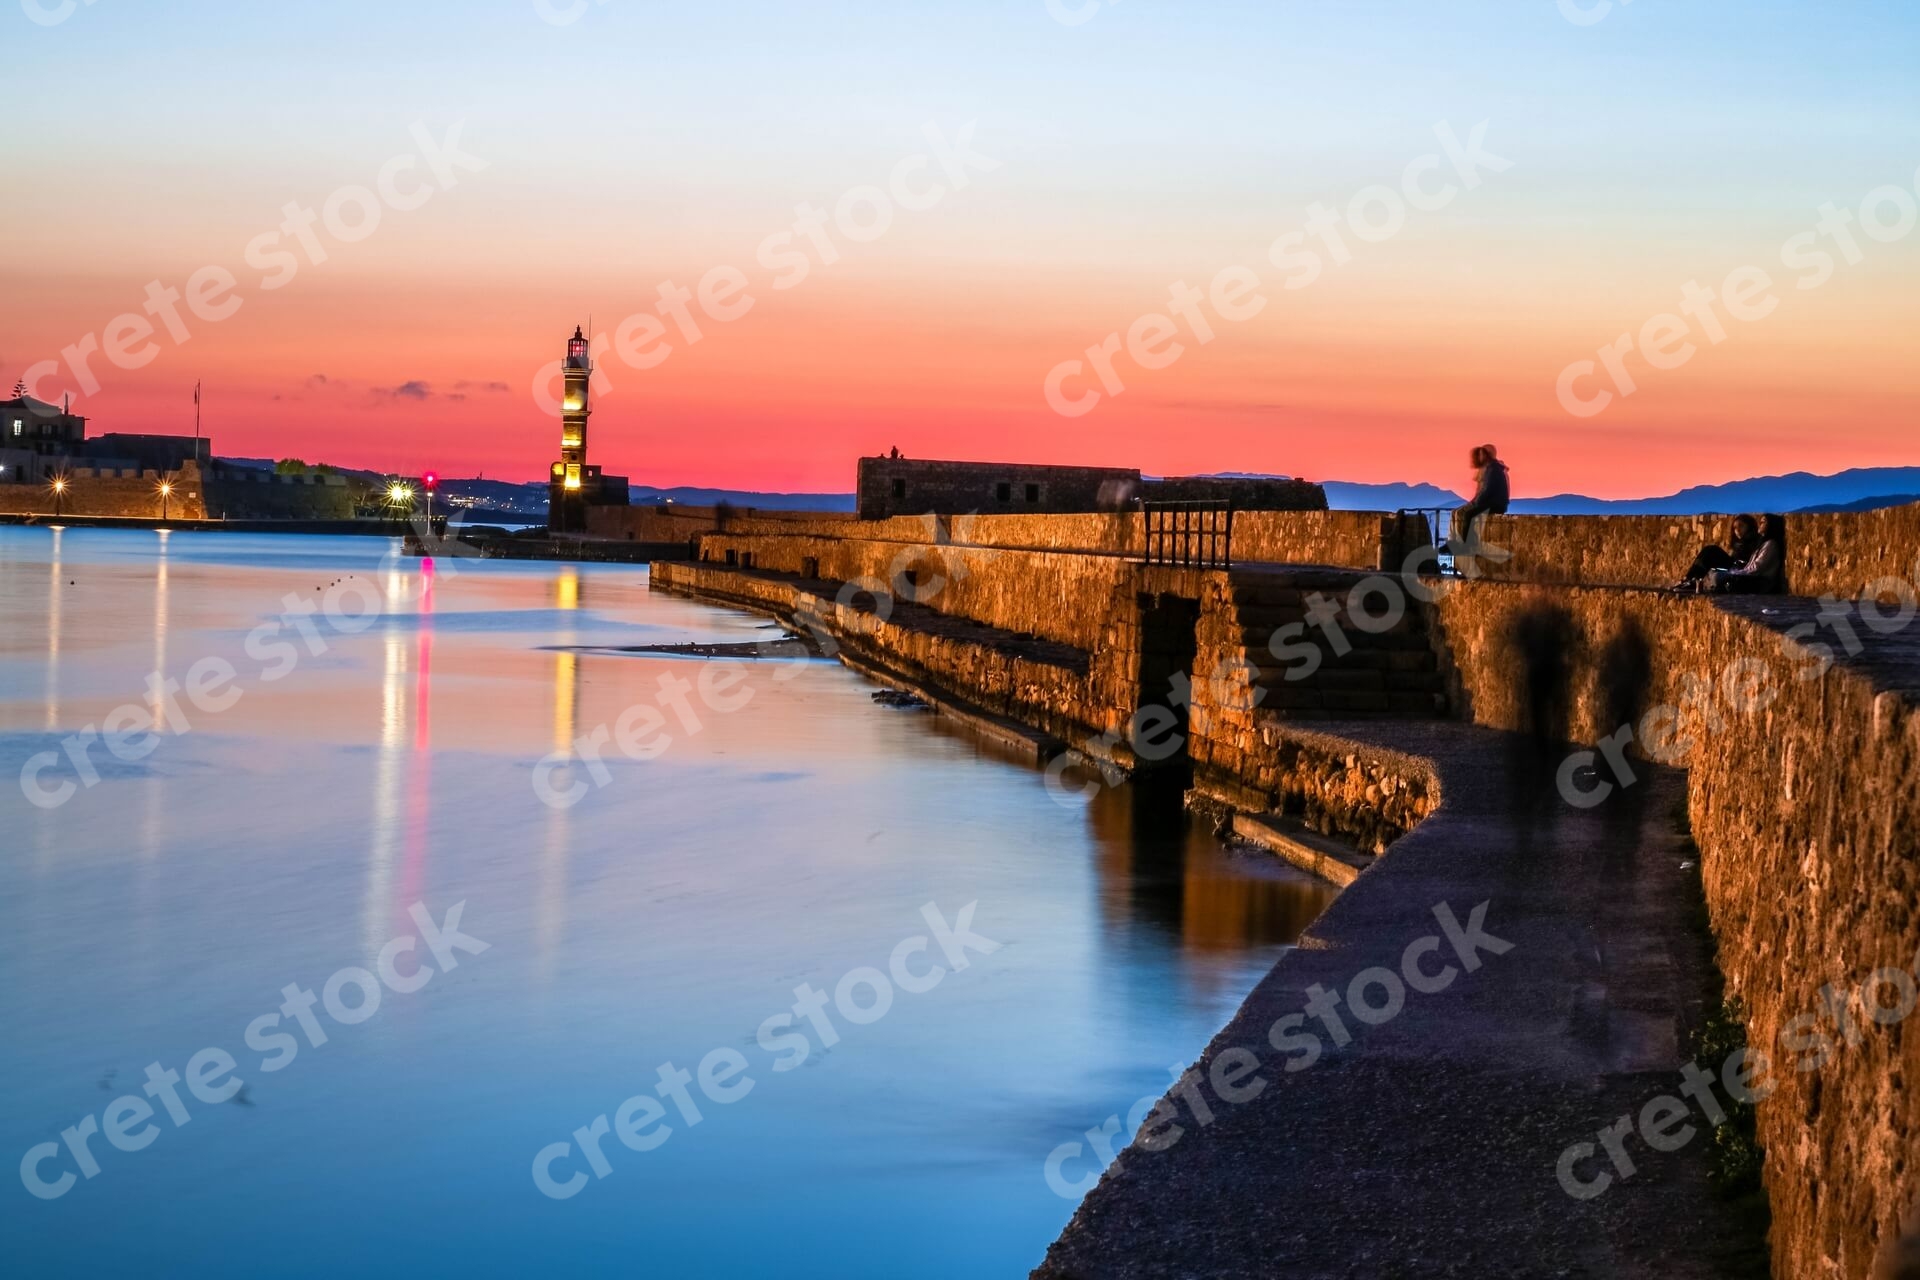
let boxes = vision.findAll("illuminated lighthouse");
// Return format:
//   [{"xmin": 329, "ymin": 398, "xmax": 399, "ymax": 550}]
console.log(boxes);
[{"xmin": 547, "ymin": 325, "xmax": 628, "ymax": 532}]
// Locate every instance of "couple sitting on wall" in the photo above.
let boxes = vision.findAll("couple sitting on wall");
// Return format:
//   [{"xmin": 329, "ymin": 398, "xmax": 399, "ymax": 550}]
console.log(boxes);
[{"xmin": 1671, "ymin": 513, "xmax": 1788, "ymax": 595}]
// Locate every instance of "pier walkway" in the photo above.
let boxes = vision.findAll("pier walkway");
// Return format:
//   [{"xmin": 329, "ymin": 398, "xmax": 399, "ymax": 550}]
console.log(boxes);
[{"xmin": 1034, "ymin": 717, "xmax": 1769, "ymax": 1279}]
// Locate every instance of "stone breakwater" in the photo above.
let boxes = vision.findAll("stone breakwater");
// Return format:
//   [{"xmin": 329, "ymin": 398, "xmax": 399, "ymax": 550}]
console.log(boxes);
[{"xmin": 654, "ymin": 505, "xmax": 1920, "ymax": 1277}]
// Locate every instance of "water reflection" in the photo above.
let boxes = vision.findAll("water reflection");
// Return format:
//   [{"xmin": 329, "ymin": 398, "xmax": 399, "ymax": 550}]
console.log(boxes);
[
  {"xmin": 1085, "ymin": 774, "xmax": 1334, "ymax": 974},
  {"xmin": 537, "ymin": 567, "xmax": 583, "ymax": 981},
  {"xmin": 43, "ymin": 526, "xmax": 62, "ymax": 731},
  {"xmin": 140, "ymin": 530, "xmax": 170, "ymax": 865},
  {"xmin": 363, "ymin": 559, "xmax": 436, "ymax": 960}
]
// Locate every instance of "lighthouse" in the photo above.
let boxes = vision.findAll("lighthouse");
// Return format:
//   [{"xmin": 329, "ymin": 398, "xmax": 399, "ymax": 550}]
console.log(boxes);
[{"xmin": 547, "ymin": 325, "xmax": 628, "ymax": 532}]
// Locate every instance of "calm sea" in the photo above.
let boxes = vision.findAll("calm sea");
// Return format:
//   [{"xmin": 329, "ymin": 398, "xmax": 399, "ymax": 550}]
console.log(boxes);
[{"xmin": 0, "ymin": 527, "xmax": 1333, "ymax": 1278}]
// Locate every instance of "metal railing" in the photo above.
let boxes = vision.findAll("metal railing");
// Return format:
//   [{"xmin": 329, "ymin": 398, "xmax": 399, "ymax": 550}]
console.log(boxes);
[
  {"xmin": 1144, "ymin": 501, "xmax": 1233, "ymax": 568},
  {"xmin": 1398, "ymin": 506, "xmax": 1466, "ymax": 576}
]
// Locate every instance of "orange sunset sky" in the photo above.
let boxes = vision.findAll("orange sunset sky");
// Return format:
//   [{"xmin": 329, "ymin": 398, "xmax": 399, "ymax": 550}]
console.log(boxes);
[{"xmin": 6, "ymin": 1, "xmax": 1917, "ymax": 498}]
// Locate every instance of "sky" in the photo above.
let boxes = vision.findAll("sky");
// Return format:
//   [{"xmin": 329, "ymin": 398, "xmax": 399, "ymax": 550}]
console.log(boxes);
[{"xmin": 4, "ymin": 0, "xmax": 1918, "ymax": 498}]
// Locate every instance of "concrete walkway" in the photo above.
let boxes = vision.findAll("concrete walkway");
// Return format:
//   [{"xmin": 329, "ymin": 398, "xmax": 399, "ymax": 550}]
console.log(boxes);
[{"xmin": 1034, "ymin": 718, "xmax": 1769, "ymax": 1280}]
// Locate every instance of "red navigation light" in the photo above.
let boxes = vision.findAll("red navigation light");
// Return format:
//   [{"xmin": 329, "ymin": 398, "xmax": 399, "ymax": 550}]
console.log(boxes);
[{"xmin": 423, "ymin": 472, "xmax": 439, "ymax": 492}]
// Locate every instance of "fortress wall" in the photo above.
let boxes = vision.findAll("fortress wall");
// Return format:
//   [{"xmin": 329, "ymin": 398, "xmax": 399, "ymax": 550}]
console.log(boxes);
[
  {"xmin": 0, "ymin": 471, "xmax": 207, "ymax": 519},
  {"xmin": 691, "ymin": 531, "xmax": 1138, "ymax": 652},
  {"xmin": 198, "ymin": 466, "xmax": 357, "ymax": 520},
  {"xmin": 1430, "ymin": 579, "xmax": 1920, "ymax": 1278},
  {"xmin": 1470, "ymin": 504, "xmax": 1920, "ymax": 599},
  {"xmin": 650, "ymin": 560, "xmax": 1112, "ymax": 747}
]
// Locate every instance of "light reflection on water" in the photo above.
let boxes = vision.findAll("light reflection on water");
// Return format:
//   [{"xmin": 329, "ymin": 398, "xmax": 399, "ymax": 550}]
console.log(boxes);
[{"xmin": 0, "ymin": 528, "xmax": 1336, "ymax": 1278}]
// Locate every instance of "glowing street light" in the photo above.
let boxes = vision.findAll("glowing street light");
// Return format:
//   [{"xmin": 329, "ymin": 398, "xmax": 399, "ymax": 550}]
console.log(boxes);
[
  {"xmin": 157, "ymin": 480, "xmax": 174, "ymax": 521},
  {"xmin": 50, "ymin": 476, "xmax": 67, "ymax": 518}
]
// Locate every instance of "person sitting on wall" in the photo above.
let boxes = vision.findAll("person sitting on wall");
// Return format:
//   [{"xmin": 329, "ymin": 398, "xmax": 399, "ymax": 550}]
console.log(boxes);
[
  {"xmin": 1670, "ymin": 514, "xmax": 1761, "ymax": 592},
  {"xmin": 1445, "ymin": 444, "xmax": 1510, "ymax": 556},
  {"xmin": 1703, "ymin": 513, "xmax": 1788, "ymax": 595}
]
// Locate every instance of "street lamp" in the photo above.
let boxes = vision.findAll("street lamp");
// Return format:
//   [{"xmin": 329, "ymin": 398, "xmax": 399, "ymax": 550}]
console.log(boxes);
[
  {"xmin": 50, "ymin": 476, "xmax": 67, "ymax": 518},
  {"xmin": 386, "ymin": 482, "xmax": 414, "ymax": 529},
  {"xmin": 158, "ymin": 480, "xmax": 174, "ymax": 521}
]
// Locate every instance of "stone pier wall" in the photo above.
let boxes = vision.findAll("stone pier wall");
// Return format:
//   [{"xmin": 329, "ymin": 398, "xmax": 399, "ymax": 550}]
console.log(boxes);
[
  {"xmin": 1429, "ymin": 579, "xmax": 1920, "ymax": 1278},
  {"xmin": 0, "ymin": 460, "xmax": 358, "ymax": 522},
  {"xmin": 664, "ymin": 512, "xmax": 1920, "ymax": 1274},
  {"xmin": 1470, "ymin": 504, "xmax": 1920, "ymax": 599},
  {"xmin": 0, "ymin": 470, "xmax": 209, "ymax": 519},
  {"xmin": 684, "ymin": 500, "xmax": 1920, "ymax": 599}
]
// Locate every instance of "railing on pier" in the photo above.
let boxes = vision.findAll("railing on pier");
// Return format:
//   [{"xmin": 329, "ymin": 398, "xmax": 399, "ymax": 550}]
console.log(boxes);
[
  {"xmin": 1144, "ymin": 501, "xmax": 1233, "ymax": 569},
  {"xmin": 1397, "ymin": 506, "xmax": 1460, "ymax": 576}
]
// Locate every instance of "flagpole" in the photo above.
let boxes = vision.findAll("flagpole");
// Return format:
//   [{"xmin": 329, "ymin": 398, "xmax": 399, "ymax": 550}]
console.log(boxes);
[{"xmin": 194, "ymin": 381, "xmax": 202, "ymax": 463}]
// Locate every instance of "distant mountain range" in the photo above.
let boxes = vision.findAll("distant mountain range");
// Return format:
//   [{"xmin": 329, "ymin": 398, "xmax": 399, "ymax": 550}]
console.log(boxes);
[{"xmin": 1307, "ymin": 468, "xmax": 1920, "ymax": 516}]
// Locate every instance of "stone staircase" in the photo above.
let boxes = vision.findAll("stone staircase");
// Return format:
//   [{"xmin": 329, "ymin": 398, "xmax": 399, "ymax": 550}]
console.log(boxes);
[{"xmin": 1229, "ymin": 567, "xmax": 1448, "ymax": 719}]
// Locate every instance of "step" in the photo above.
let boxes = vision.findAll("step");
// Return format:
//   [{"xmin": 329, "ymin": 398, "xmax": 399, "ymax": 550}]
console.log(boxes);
[
  {"xmin": 1246, "ymin": 632, "xmax": 1432, "ymax": 658},
  {"xmin": 1231, "ymin": 813, "xmax": 1373, "ymax": 888},
  {"xmin": 1321, "ymin": 689, "xmax": 1392, "ymax": 713},
  {"xmin": 1238, "ymin": 606, "xmax": 1420, "ymax": 635},
  {"xmin": 1391, "ymin": 691, "xmax": 1447, "ymax": 715}
]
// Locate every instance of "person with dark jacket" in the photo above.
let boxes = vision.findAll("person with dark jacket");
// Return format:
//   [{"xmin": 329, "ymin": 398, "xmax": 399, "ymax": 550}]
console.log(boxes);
[
  {"xmin": 1448, "ymin": 444, "xmax": 1510, "ymax": 553},
  {"xmin": 1705, "ymin": 513, "xmax": 1787, "ymax": 594},
  {"xmin": 1672, "ymin": 514, "xmax": 1760, "ymax": 591}
]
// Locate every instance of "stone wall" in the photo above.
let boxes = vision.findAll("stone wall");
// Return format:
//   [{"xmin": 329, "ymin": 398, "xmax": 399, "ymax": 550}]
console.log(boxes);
[
  {"xmin": 200, "ymin": 464, "xmax": 356, "ymax": 520},
  {"xmin": 0, "ymin": 470, "xmax": 208, "ymax": 519},
  {"xmin": 0, "ymin": 461, "xmax": 356, "ymax": 522},
  {"xmin": 1429, "ymin": 578, "xmax": 1920, "ymax": 1278},
  {"xmin": 856, "ymin": 456, "xmax": 1140, "ymax": 519},
  {"xmin": 691, "ymin": 507, "xmax": 1397, "ymax": 568},
  {"xmin": 584, "ymin": 502, "xmax": 858, "ymax": 544},
  {"xmin": 1234, "ymin": 510, "xmax": 1399, "ymax": 570},
  {"xmin": 692, "ymin": 530, "xmax": 1139, "ymax": 652},
  {"xmin": 697, "ymin": 500, "xmax": 1920, "ymax": 601},
  {"xmin": 651, "ymin": 560, "xmax": 1116, "ymax": 748},
  {"xmin": 1472, "ymin": 504, "xmax": 1920, "ymax": 600}
]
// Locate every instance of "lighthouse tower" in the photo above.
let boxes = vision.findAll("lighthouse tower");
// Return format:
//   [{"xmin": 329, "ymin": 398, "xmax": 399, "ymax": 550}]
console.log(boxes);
[{"xmin": 547, "ymin": 325, "xmax": 627, "ymax": 531}]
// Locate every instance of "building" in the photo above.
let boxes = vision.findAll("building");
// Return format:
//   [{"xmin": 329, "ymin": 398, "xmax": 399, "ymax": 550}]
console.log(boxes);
[
  {"xmin": 855, "ymin": 455, "xmax": 1326, "ymax": 518},
  {"xmin": 546, "ymin": 326, "xmax": 630, "ymax": 532},
  {"xmin": 2, "ymin": 394, "xmax": 86, "ymax": 481},
  {"xmin": 87, "ymin": 433, "xmax": 211, "ymax": 473},
  {"xmin": 858, "ymin": 456, "xmax": 1141, "ymax": 519}
]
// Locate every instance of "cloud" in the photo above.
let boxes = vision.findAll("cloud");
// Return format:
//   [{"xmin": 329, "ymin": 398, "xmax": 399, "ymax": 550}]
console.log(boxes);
[
  {"xmin": 305, "ymin": 374, "xmax": 330, "ymax": 389},
  {"xmin": 371, "ymin": 380, "xmax": 435, "ymax": 401},
  {"xmin": 453, "ymin": 380, "xmax": 511, "ymax": 394}
]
